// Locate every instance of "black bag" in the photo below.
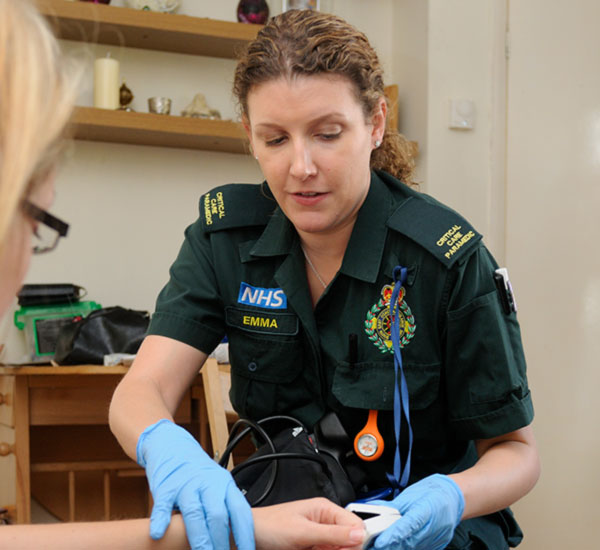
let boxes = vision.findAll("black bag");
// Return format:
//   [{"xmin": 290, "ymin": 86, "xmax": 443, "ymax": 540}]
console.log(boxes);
[
  {"xmin": 219, "ymin": 414, "xmax": 357, "ymax": 507},
  {"xmin": 17, "ymin": 283, "xmax": 86, "ymax": 307},
  {"xmin": 53, "ymin": 306, "xmax": 149, "ymax": 365}
]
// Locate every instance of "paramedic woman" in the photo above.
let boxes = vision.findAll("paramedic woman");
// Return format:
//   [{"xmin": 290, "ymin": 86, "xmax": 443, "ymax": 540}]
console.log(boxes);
[{"xmin": 109, "ymin": 8, "xmax": 541, "ymax": 550}]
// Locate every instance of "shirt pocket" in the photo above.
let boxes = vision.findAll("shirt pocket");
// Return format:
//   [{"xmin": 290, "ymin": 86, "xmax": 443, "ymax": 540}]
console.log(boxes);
[
  {"xmin": 331, "ymin": 360, "xmax": 441, "ymax": 413},
  {"xmin": 226, "ymin": 329, "xmax": 308, "ymax": 421}
]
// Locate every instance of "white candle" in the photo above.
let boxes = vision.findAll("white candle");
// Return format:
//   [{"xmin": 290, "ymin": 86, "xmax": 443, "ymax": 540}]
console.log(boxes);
[{"xmin": 94, "ymin": 55, "xmax": 120, "ymax": 110}]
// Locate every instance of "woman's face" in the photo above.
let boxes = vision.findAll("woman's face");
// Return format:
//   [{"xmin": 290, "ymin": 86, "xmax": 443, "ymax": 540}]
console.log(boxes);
[
  {"xmin": 0, "ymin": 175, "xmax": 55, "ymax": 318},
  {"xmin": 245, "ymin": 74, "xmax": 386, "ymax": 240}
]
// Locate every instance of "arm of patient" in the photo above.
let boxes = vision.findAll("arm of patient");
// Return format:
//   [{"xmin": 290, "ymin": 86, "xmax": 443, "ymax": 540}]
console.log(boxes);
[{"xmin": 2, "ymin": 498, "xmax": 365, "ymax": 550}]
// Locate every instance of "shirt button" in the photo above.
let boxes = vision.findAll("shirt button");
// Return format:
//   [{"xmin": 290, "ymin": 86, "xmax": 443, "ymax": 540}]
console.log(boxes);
[{"xmin": 248, "ymin": 361, "xmax": 257, "ymax": 372}]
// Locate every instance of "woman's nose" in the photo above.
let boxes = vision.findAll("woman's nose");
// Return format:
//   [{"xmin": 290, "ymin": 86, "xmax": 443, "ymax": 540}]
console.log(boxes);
[{"xmin": 289, "ymin": 142, "xmax": 317, "ymax": 179}]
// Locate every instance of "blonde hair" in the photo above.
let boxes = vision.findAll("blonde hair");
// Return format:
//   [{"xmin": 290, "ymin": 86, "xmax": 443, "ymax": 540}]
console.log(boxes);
[
  {"xmin": 0, "ymin": 0, "xmax": 80, "ymax": 257},
  {"xmin": 233, "ymin": 9, "xmax": 415, "ymax": 184}
]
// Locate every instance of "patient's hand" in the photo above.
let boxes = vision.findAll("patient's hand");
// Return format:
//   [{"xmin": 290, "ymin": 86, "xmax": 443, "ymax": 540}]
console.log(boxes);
[{"xmin": 252, "ymin": 497, "xmax": 365, "ymax": 550}]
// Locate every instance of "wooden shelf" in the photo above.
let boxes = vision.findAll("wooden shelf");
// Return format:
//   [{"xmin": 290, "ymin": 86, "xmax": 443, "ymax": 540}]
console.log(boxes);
[
  {"xmin": 35, "ymin": 1, "xmax": 254, "ymax": 153},
  {"xmin": 36, "ymin": 0, "xmax": 262, "ymax": 59},
  {"xmin": 35, "ymin": 3, "xmax": 415, "ymax": 156},
  {"xmin": 70, "ymin": 107, "xmax": 249, "ymax": 153}
]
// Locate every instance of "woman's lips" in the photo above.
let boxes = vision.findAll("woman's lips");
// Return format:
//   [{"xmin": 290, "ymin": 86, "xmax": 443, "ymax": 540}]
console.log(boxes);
[{"xmin": 291, "ymin": 191, "xmax": 328, "ymax": 206}]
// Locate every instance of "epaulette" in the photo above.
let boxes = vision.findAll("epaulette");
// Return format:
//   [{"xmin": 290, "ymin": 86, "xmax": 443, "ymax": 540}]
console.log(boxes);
[
  {"xmin": 387, "ymin": 195, "xmax": 482, "ymax": 268},
  {"xmin": 199, "ymin": 183, "xmax": 277, "ymax": 232}
]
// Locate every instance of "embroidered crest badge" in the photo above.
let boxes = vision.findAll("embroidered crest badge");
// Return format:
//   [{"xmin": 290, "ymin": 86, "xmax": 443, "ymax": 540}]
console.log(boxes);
[{"xmin": 364, "ymin": 283, "xmax": 416, "ymax": 353}]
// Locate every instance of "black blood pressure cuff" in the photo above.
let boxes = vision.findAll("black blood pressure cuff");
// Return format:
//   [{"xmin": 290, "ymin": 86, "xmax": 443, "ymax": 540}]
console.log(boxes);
[{"xmin": 449, "ymin": 508, "xmax": 523, "ymax": 549}]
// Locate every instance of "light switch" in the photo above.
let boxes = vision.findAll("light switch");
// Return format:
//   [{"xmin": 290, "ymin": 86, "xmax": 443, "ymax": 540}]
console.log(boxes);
[{"xmin": 449, "ymin": 99, "xmax": 476, "ymax": 130}]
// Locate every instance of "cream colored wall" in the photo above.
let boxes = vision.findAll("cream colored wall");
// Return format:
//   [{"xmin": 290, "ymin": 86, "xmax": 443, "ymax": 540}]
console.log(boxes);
[
  {"xmin": 425, "ymin": 0, "xmax": 507, "ymax": 260},
  {"xmin": 390, "ymin": 1, "xmax": 428, "ymax": 185},
  {"xmin": 393, "ymin": 1, "xmax": 600, "ymax": 548},
  {"xmin": 506, "ymin": 1, "xmax": 600, "ymax": 548}
]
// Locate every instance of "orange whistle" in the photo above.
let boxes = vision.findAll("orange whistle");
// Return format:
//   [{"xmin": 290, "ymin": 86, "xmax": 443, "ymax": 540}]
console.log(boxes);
[{"xmin": 354, "ymin": 409, "xmax": 384, "ymax": 461}]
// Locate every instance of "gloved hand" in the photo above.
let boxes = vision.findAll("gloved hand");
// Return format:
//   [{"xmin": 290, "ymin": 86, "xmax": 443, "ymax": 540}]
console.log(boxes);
[
  {"xmin": 137, "ymin": 418, "xmax": 255, "ymax": 550},
  {"xmin": 372, "ymin": 474, "xmax": 465, "ymax": 550}
]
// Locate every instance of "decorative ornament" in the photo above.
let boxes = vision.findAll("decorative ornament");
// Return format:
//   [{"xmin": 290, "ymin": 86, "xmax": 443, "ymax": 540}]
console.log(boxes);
[
  {"xmin": 282, "ymin": 0, "xmax": 320, "ymax": 11},
  {"xmin": 125, "ymin": 0, "xmax": 180, "ymax": 13},
  {"xmin": 237, "ymin": 0, "xmax": 269, "ymax": 25},
  {"xmin": 364, "ymin": 283, "xmax": 416, "ymax": 354},
  {"xmin": 180, "ymin": 93, "xmax": 222, "ymax": 120},
  {"xmin": 119, "ymin": 82, "xmax": 134, "ymax": 112},
  {"xmin": 148, "ymin": 97, "xmax": 171, "ymax": 115}
]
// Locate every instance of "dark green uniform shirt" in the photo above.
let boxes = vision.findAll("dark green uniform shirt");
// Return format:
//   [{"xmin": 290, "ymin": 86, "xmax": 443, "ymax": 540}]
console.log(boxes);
[{"xmin": 149, "ymin": 170, "xmax": 533, "ymax": 549}]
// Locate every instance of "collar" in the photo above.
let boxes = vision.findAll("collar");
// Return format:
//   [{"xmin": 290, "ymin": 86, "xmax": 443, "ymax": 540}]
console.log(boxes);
[
  {"xmin": 339, "ymin": 171, "xmax": 397, "ymax": 283},
  {"xmin": 244, "ymin": 172, "xmax": 401, "ymax": 281},
  {"xmin": 247, "ymin": 203, "xmax": 296, "ymax": 259}
]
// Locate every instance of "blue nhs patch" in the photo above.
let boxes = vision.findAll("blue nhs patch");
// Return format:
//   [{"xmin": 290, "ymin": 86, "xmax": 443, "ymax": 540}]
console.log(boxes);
[{"xmin": 237, "ymin": 282, "xmax": 287, "ymax": 309}]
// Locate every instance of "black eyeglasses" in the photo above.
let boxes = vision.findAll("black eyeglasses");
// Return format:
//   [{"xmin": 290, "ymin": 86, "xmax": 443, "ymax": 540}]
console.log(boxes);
[{"xmin": 22, "ymin": 200, "xmax": 69, "ymax": 254}]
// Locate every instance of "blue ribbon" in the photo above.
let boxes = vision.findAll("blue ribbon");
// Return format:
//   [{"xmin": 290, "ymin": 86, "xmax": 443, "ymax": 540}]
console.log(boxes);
[{"xmin": 386, "ymin": 265, "xmax": 413, "ymax": 496}]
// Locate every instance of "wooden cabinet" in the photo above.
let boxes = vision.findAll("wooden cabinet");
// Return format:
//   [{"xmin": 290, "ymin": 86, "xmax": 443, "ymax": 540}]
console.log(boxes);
[
  {"xmin": 0, "ymin": 361, "xmax": 246, "ymax": 524},
  {"xmin": 37, "ymin": 0, "xmax": 261, "ymax": 153},
  {"xmin": 0, "ymin": 365, "xmax": 203, "ymax": 524}
]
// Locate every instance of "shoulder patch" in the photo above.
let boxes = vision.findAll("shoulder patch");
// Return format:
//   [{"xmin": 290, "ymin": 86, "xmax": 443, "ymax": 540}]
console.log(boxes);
[
  {"xmin": 387, "ymin": 196, "xmax": 482, "ymax": 268},
  {"xmin": 199, "ymin": 183, "xmax": 277, "ymax": 232}
]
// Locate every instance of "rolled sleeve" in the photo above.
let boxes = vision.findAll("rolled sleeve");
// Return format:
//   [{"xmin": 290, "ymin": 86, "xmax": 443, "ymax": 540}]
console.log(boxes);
[
  {"xmin": 444, "ymin": 247, "xmax": 534, "ymax": 439},
  {"xmin": 147, "ymin": 218, "xmax": 225, "ymax": 355}
]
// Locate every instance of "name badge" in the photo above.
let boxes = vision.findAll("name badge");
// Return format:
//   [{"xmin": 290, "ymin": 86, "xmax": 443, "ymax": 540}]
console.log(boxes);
[
  {"xmin": 225, "ymin": 307, "xmax": 299, "ymax": 336},
  {"xmin": 237, "ymin": 282, "xmax": 287, "ymax": 310}
]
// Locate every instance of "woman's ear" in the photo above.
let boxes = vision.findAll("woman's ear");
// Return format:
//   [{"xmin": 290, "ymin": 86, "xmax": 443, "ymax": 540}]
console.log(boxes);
[
  {"xmin": 242, "ymin": 116, "xmax": 256, "ymax": 158},
  {"xmin": 371, "ymin": 96, "xmax": 387, "ymax": 142}
]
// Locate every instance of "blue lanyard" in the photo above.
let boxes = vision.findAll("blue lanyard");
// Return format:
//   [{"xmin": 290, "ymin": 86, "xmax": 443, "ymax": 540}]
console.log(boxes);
[{"xmin": 386, "ymin": 265, "xmax": 413, "ymax": 496}]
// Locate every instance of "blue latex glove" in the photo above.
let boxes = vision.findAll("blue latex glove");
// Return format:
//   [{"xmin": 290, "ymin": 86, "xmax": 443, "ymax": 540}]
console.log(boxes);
[
  {"xmin": 137, "ymin": 419, "xmax": 255, "ymax": 550},
  {"xmin": 372, "ymin": 474, "xmax": 465, "ymax": 550}
]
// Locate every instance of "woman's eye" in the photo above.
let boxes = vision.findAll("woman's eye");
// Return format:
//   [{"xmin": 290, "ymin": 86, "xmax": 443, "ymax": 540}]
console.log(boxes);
[
  {"xmin": 319, "ymin": 132, "xmax": 341, "ymax": 141},
  {"xmin": 265, "ymin": 136, "xmax": 286, "ymax": 146}
]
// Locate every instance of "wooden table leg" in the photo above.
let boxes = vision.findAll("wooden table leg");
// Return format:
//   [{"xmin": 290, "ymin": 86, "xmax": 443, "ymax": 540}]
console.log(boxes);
[{"xmin": 14, "ymin": 376, "xmax": 30, "ymax": 523}]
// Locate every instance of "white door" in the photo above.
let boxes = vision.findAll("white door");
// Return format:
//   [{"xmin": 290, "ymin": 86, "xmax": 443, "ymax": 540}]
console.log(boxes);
[{"xmin": 506, "ymin": 1, "xmax": 600, "ymax": 548}]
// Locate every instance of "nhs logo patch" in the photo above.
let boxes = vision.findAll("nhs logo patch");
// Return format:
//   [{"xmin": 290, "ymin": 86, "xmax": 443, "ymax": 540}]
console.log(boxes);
[{"xmin": 237, "ymin": 282, "xmax": 287, "ymax": 310}]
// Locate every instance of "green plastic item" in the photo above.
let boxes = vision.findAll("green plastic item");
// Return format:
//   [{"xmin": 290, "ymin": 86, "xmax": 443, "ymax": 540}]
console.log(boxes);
[{"xmin": 14, "ymin": 301, "xmax": 102, "ymax": 361}]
